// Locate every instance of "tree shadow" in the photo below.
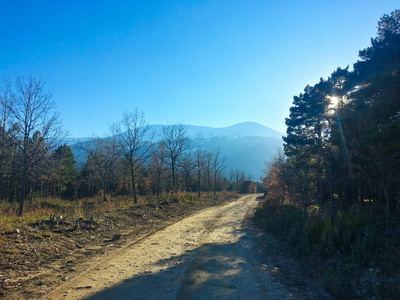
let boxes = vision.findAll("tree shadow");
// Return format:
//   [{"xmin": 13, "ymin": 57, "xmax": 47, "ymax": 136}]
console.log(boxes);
[{"xmin": 84, "ymin": 224, "xmax": 273, "ymax": 300}]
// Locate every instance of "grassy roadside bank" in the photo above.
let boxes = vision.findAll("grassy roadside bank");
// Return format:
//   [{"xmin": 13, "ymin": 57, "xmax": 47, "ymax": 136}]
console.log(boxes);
[
  {"xmin": 0, "ymin": 192, "xmax": 239, "ymax": 298},
  {"xmin": 254, "ymin": 197, "xmax": 400, "ymax": 299}
]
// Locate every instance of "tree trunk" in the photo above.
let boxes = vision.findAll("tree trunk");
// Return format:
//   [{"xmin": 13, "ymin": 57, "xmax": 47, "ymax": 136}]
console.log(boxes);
[
  {"xmin": 156, "ymin": 171, "xmax": 161, "ymax": 198},
  {"xmin": 213, "ymin": 173, "xmax": 217, "ymax": 196},
  {"xmin": 19, "ymin": 147, "xmax": 28, "ymax": 216},
  {"xmin": 197, "ymin": 172, "xmax": 201, "ymax": 198},
  {"xmin": 102, "ymin": 178, "xmax": 107, "ymax": 202},
  {"xmin": 384, "ymin": 182, "xmax": 391, "ymax": 232},
  {"xmin": 171, "ymin": 164, "xmax": 176, "ymax": 193},
  {"xmin": 131, "ymin": 167, "xmax": 138, "ymax": 203}
]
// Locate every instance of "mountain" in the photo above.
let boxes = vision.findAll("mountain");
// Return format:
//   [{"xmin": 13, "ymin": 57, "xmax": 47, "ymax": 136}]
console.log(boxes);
[
  {"xmin": 184, "ymin": 123, "xmax": 283, "ymax": 180},
  {"xmin": 68, "ymin": 122, "xmax": 284, "ymax": 181},
  {"xmin": 149, "ymin": 122, "xmax": 283, "ymax": 179},
  {"xmin": 148, "ymin": 122, "xmax": 282, "ymax": 140}
]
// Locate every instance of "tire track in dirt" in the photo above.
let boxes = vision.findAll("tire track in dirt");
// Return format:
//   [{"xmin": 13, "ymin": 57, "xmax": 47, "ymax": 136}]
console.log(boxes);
[{"xmin": 45, "ymin": 195, "xmax": 292, "ymax": 299}]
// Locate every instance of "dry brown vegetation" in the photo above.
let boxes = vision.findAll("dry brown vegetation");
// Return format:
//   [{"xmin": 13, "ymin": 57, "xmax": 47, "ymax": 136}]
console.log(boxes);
[{"xmin": 0, "ymin": 192, "xmax": 239, "ymax": 299}]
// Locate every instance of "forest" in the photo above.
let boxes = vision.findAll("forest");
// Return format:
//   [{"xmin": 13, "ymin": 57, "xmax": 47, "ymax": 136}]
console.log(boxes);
[
  {"xmin": 0, "ymin": 77, "xmax": 251, "ymax": 217},
  {"xmin": 0, "ymin": 81, "xmax": 253, "ymax": 297},
  {"xmin": 2, "ymin": 7, "xmax": 400, "ymax": 299},
  {"xmin": 259, "ymin": 10, "xmax": 400, "ymax": 298}
]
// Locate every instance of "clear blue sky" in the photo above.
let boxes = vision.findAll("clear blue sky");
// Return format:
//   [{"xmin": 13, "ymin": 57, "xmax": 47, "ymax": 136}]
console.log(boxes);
[{"xmin": 1, "ymin": 1, "xmax": 399, "ymax": 137}]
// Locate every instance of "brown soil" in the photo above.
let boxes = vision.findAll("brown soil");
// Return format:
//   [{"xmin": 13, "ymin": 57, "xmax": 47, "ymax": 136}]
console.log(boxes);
[
  {"xmin": 1, "ymin": 194, "xmax": 331, "ymax": 299},
  {"xmin": 0, "ymin": 194, "xmax": 238, "ymax": 299},
  {"xmin": 44, "ymin": 194, "xmax": 330, "ymax": 300}
]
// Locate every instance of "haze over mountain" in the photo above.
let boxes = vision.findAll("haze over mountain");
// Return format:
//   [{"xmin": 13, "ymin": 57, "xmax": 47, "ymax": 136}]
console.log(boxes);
[
  {"xmin": 149, "ymin": 122, "xmax": 282, "ymax": 140},
  {"xmin": 69, "ymin": 122, "xmax": 284, "ymax": 180}
]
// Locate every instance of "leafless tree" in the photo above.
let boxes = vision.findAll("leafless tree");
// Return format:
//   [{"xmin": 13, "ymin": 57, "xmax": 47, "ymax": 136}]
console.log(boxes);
[
  {"xmin": 194, "ymin": 149, "xmax": 206, "ymax": 198},
  {"xmin": 162, "ymin": 124, "xmax": 190, "ymax": 192},
  {"xmin": 204, "ymin": 152, "xmax": 213, "ymax": 194},
  {"xmin": 149, "ymin": 141, "xmax": 167, "ymax": 197},
  {"xmin": 80, "ymin": 126, "xmax": 121, "ymax": 202},
  {"xmin": 0, "ymin": 79, "xmax": 18, "ymax": 200},
  {"xmin": 263, "ymin": 151, "xmax": 288, "ymax": 203},
  {"xmin": 231, "ymin": 167, "xmax": 246, "ymax": 192},
  {"xmin": 179, "ymin": 151, "xmax": 195, "ymax": 192},
  {"xmin": 212, "ymin": 149, "xmax": 226, "ymax": 196},
  {"xmin": 117, "ymin": 109, "xmax": 153, "ymax": 203},
  {"xmin": 12, "ymin": 76, "xmax": 64, "ymax": 216}
]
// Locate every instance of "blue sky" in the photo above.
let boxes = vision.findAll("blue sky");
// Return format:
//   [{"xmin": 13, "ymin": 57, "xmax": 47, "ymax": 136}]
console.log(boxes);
[{"xmin": 1, "ymin": 1, "xmax": 399, "ymax": 137}]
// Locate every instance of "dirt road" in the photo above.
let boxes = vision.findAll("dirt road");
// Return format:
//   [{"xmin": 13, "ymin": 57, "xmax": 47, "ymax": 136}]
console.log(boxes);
[{"xmin": 44, "ymin": 195, "xmax": 323, "ymax": 299}]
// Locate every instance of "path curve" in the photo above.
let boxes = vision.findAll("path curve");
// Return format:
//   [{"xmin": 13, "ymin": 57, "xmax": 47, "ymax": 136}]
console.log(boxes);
[{"xmin": 46, "ymin": 194, "xmax": 292, "ymax": 299}]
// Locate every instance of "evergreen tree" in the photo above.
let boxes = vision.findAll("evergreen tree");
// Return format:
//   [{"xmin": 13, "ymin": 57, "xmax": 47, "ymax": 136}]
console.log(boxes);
[
  {"xmin": 279, "ymin": 9, "xmax": 400, "ymax": 230},
  {"xmin": 52, "ymin": 144, "xmax": 77, "ymax": 199}
]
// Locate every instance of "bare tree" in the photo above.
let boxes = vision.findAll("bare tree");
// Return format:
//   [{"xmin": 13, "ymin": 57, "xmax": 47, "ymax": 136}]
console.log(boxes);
[
  {"xmin": 263, "ymin": 151, "xmax": 288, "ymax": 203},
  {"xmin": 212, "ymin": 149, "xmax": 226, "ymax": 196},
  {"xmin": 80, "ymin": 126, "xmax": 121, "ymax": 202},
  {"xmin": 117, "ymin": 109, "xmax": 152, "ymax": 203},
  {"xmin": 195, "ymin": 149, "xmax": 206, "ymax": 198},
  {"xmin": 12, "ymin": 76, "xmax": 64, "ymax": 216},
  {"xmin": 231, "ymin": 167, "xmax": 246, "ymax": 192},
  {"xmin": 27, "ymin": 130, "xmax": 52, "ymax": 202},
  {"xmin": 179, "ymin": 151, "xmax": 195, "ymax": 192},
  {"xmin": 204, "ymin": 152, "xmax": 213, "ymax": 195},
  {"xmin": 0, "ymin": 79, "xmax": 18, "ymax": 200},
  {"xmin": 162, "ymin": 124, "xmax": 190, "ymax": 192},
  {"xmin": 149, "ymin": 142, "xmax": 167, "ymax": 197}
]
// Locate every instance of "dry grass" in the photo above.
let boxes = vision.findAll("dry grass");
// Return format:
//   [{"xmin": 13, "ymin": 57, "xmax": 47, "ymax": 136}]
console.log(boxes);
[
  {"xmin": 0, "ymin": 196, "xmax": 132, "ymax": 232},
  {"xmin": 0, "ymin": 191, "xmax": 239, "ymax": 232}
]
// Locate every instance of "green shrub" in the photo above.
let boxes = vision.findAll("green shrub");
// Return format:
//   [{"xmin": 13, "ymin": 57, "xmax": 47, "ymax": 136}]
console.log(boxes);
[
  {"xmin": 350, "ymin": 229, "xmax": 378, "ymax": 267},
  {"xmin": 254, "ymin": 198, "xmax": 400, "ymax": 299},
  {"xmin": 255, "ymin": 200, "xmax": 309, "ymax": 255},
  {"xmin": 306, "ymin": 217, "xmax": 331, "ymax": 246}
]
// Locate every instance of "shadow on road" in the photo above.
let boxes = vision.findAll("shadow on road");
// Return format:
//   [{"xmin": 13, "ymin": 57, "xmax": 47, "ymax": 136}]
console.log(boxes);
[{"xmin": 85, "ymin": 223, "xmax": 280, "ymax": 300}]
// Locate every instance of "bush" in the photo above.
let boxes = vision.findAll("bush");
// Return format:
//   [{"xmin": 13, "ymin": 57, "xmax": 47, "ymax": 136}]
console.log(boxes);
[
  {"xmin": 254, "ymin": 199, "xmax": 400, "ymax": 299},
  {"xmin": 255, "ymin": 199, "xmax": 308, "ymax": 255}
]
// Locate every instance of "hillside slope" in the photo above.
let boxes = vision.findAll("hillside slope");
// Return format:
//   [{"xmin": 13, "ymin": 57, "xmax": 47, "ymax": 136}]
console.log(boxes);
[{"xmin": 69, "ymin": 122, "xmax": 284, "ymax": 179}]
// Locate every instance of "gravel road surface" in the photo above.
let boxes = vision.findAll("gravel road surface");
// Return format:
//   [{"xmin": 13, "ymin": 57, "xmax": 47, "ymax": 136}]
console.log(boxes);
[{"xmin": 45, "ymin": 195, "xmax": 304, "ymax": 299}]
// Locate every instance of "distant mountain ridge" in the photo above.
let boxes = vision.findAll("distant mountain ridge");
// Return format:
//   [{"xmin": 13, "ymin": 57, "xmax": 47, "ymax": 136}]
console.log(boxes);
[
  {"xmin": 68, "ymin": 122, "xmax": 284, "ymax": 180},
  {"xmin": 148, "ymin": 122, "xmax": 283, "ymax": 140},
  {"xmin": 153, "ymin": 122, "xmax": 283, "ymax": 179}
]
